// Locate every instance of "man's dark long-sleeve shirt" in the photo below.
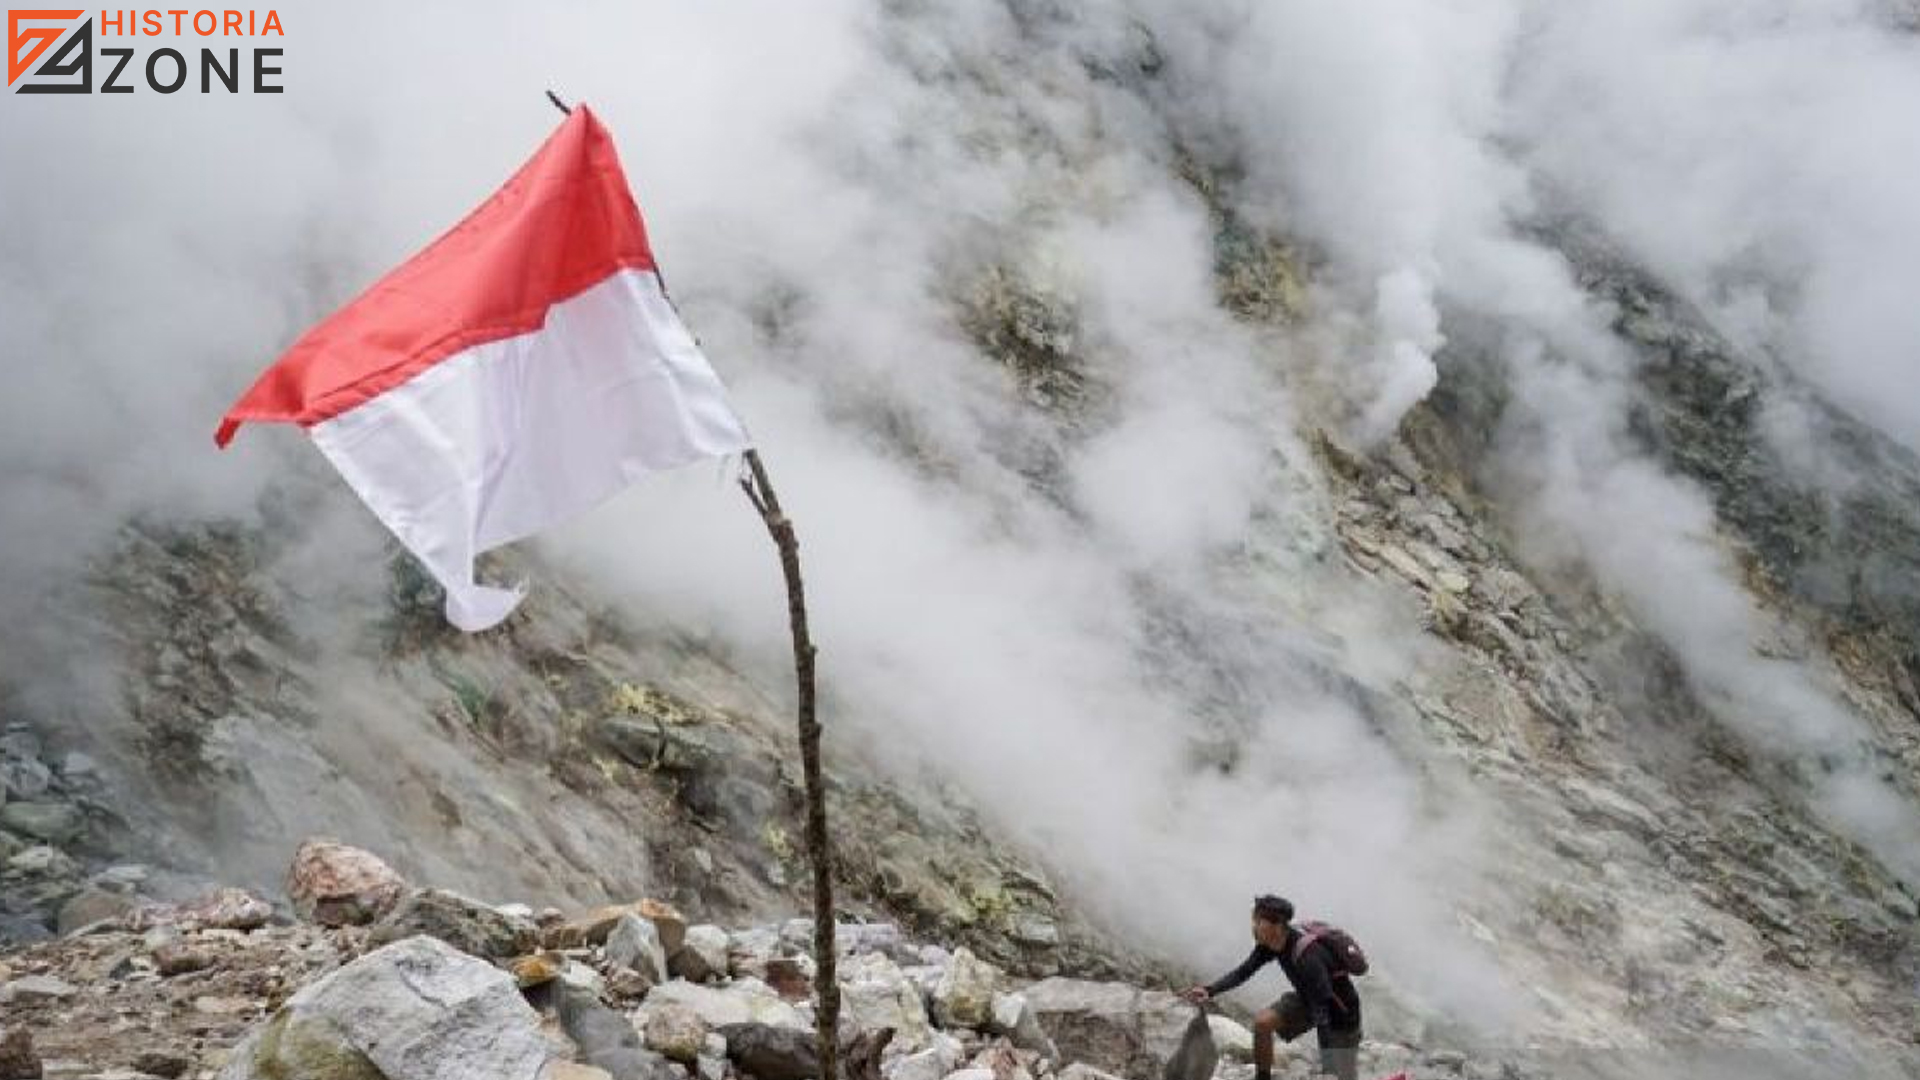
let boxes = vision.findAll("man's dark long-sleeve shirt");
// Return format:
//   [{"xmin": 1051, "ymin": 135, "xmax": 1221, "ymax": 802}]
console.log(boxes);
[{"xmin": 1205, "ymin": 928, "xmax": 1361, "ymax": 1037}]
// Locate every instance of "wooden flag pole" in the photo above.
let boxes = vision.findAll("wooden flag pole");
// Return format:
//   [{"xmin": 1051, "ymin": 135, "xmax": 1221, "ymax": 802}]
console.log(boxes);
[
  {"xmin": 737, "ymin": 448, "xmax": 841, "ymax": 1080},
  {"xmin": 542, "ymin": 91, "xmax": 840, "ymax": 1080}
]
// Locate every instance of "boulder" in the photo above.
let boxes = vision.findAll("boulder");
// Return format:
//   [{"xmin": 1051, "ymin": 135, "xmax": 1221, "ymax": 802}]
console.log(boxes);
[
  {"xmin": 606, "ymin": 912, "xmax": 668, "ymax": 983},
  {"xmin": 1021, "ymin": 979, "xmax": 1191, "ymax": 1080},
  {"xmin": 988, "ymin": 994, "xmax": 1056, "ymax": 1059},
  {"xmin": 644, "ymin": 1003, "xmax": 710, "ymax": 1064},
  {"xmin": 671, "ymin": 924, "xmax": 731, "ymax": 983},
  {"xmin": 286, "ymin": 839, "xmax": 408, "ymax": 927},
  {"xmin": 370, "ymin": 889, "xmax": 537, "ymax": 959},
  {"xmin": 219, "ymin": 936, "xmax": 550, "ymax": 1080},
  {"xmin": 0, "ymin": 802, "xmax": 80, "ymax": 844},
  {"xmin": 546, "ymin": 899, "xmax": 685, "ymax": 953},
  {"xmin": 639, "ymin": 898, "xmax": 689, "ymax": 956},
  {"xmin": 839, "ymin": 951, "xmax": 934, "ymax": 1053},
  {"xmin": 882, "ymin": 1033, "xmax": 964, "ymax": 1080},
  {"xmin": 56, "ymin": 888, "xmax": 138, "ymax": 935},
  {"xmin": 1207, "ymin": 1016, "xmax": 1252, "ymax": 1062},
  {"xmin": 931, "ymin": 948, "xmax": 997, "ymax": 1028},
  {"xmin": 719, "ymin": 1023, "xmax": 817, "ymax": 1080},
  {"xmin": 640, "ymin": 978, "xmax": 808, "ymax": 1032},
  {"xmin": 555, "ymin": 982, "xmax": 678, "ymax": 1080},
  {"xmin": 0, "ymin": 975, "xmax": 77, "ymax": 1004}
]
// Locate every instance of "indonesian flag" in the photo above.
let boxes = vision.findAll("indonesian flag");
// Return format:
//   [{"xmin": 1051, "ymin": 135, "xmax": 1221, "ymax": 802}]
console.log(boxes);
[{"xmin": 216, "ymin": 106, "xmax": 752, "ymax": 631}]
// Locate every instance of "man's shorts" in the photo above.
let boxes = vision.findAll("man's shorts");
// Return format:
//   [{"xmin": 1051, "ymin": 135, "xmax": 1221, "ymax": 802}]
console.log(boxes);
[
  {"xmin": 1266, "ymin": 992, "xmax": 1363, "ymax": 1080},
  {"xmin": 1267, "ymin": 991, "xmax": 1363, "ymax": 1045}
]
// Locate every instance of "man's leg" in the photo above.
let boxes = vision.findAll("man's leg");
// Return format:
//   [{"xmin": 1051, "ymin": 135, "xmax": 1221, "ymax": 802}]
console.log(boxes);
[
  {"xmin": 1316, "ymin": 1024, "xmax": 1362, "ymax": 1080},
  {"xmin": 1251, "ymin": 1007, "xmax": 1278, "ymax": 1079},
  {"xmin": 1254, "ymin": 994, "xmax": 1314, "ymax": 1080}
]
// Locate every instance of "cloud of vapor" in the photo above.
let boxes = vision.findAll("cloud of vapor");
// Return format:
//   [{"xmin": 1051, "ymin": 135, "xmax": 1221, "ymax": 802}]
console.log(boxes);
[{"xmin": 1146, "ymin": 0, "xmax": 1920, "ymax": 889}]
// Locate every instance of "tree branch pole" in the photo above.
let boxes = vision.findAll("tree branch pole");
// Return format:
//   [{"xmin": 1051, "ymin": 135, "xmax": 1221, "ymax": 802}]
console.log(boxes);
[
  {"xmin": 542, "ymin": 90, "xmax": 840, "ymax": 1080},
  {"xmin": 738, "ymin": 448, "xmax": 839, "ymax": 1080}
]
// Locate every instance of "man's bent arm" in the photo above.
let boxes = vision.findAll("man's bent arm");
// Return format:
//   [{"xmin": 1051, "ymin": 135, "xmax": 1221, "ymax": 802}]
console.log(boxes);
[{"xmin": 1205, "ymin": 947, "xmax": 1269, "ymax": 996}]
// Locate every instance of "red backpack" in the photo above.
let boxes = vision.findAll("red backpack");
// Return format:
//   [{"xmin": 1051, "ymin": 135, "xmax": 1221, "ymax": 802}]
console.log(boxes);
[{"xmin": 1292, "ymin": 920, "xmax": 1369, "ymax": 977}]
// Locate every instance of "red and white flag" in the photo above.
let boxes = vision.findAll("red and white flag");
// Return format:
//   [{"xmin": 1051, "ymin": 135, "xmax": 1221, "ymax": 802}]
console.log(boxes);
[{"xmin": 217, "ymin": 106, "xmax": 752, "ymax": 631}]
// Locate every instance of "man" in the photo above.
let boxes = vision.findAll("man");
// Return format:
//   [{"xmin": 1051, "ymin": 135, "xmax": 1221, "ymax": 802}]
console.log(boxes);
[{"xmin": 1182, "ymin": 895, "xmax": 1362, "ymax": 1080}]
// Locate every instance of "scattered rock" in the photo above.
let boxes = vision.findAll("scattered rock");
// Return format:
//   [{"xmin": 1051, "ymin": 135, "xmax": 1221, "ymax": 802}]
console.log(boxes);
[
  {"xmin": 1207, "ymin": 1015, "xmax": 1252, "ymax": 1062},
  {"xmin": 0, "ymin": 1028, "xmax": 41, "ymax": 1080},
  {"xmin": 932, "ymin": 948, "xmax": 997, "ymax": 1028},
  {"xmin": 511, "ymin": 952, "xmax": 564, "ymax": 988},
  {"xmin": 183, "ymin": 888, "xmax": 275, "ymax": 932},
  {"xmin": 644, "ymin": 1003, "xmax": 710, "ymax": 1064},
  {"xmin": 1021, "ymin": 979, "xmax": 1190, "ymax": 1080},
  {"xmin": 131, "ymin": 1050, "xmax": 189, "ymax": 1078},
  {"xmin": 153, "ymin": 942, "xmax": 214, "ymax": 978},
  {"xmin": 220, "ymin": 935, "xmax": 551, "ymax": 1080},
  {"xmin": 671, "ymin": 924, "xmax": 730, "ymax": 983},
  {"xmin": 0, "ymin": 975, "xmax": 77, "ymax": 1004},
  {"xmin": 0, "ymin": 803, "xmax": 81, "ymax": 845},
  {"xmin": 718, "ymin": 1023, "xmax": 816, "ymax": 1080},
  {"xmin": 369, "ymin": 889, "xmax": 537, "ymax": 960},
  {"xmin": 642, "ymin": 978, "xmax": 808, "ymax": 1032},
  {"xmin": 57, "ymin": 889, "xmax": 138, "ymax": 936},
  {"xmin": 606, "ymin": 912, "xmax": 668, "ymax": 983},
  {"xmin": 839, "ymin": 951, "xmax": 934, "ymax": 1052},
  {"xmin": 988, "ymin": 994, "xmax": 1055, "ymax": 1059},
  {"xmin": 765, "ymin": 958, "xmax": 812, "ymax": 1002},
  {"xmin": 639, "ymin": 899, "xmax": 689, "ymax": 957},
  {"xmin": 554, "ymin": 981, "xmax": 676, "ymax": 1080},
  {"xmin": 286, "ymin": 839, "xmax": 408, "ymax": 927},
  {"xmin": 883, "ymin": 1033, "xmax": 963, "ymax": 1080}
]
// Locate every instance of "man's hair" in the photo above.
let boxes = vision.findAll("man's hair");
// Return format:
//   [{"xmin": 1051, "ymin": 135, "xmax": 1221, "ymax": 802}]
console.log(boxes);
[{"xmin": 1252, "ymin": 894, "xmax": 1294, "ymax": 925}]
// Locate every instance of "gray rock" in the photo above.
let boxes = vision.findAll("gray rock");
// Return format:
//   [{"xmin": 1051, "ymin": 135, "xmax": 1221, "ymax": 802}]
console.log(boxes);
[
  {"xmin": 555, "ymin": 982, "xmax": 678, "ymax": 1080},
  {"xmin": 645, "ymin": 1003, "xmax": 710, "ymax": 1064},
  {"xmin": 58, "ymin": 752, "xmax": 99, "ymax": 781},
  {"xmin": 989, "ymin": 993, "xmax": 1056, "ymax": 1059},
  {"xmin": 0, "ymin": 802, "xmax": 81, "ymax": 844},
  {"xmin": 607, "ymin": 912, "xmax": 668, "ymax": 983},
  {"xmin": 1022, "ymin": 979, "xmax": 1191, "ymax": 1080},
  {"xmin": 0, "ymin": 730, "xmax": 41, "ymax": 763},
  {"xmin": 718, "ymin": 1023, "xmax": 817, "ymax": 1080},
  {"xmin": 6, "ymin": 845, "xmax": 75, "ymax": 876},
  {"xmin": 369, "ymin": 889, "xmax": 536, "ymax": 959},
  {"xmin": 1, "ymin": 759, "xmax": 51, "ymax": 801},
  {"xmin": 671, "ymin": 924, "xmax": 731, "ymax": 983},
  {"xmin": 0, "ymin": 974, "xmax": 77, "ymax": 1004},
  {"xmin": 57, "ymin": 888, "xmax": 138, "ymax": 935},
  {"xmin": 219, "ymin": 935, "xmax": 550, "ymax": 1080}
]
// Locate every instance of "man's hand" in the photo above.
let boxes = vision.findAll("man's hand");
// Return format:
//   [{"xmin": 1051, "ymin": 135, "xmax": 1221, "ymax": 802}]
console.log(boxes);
[{"xmin": 1179, "ymin": 986, "xmax": 1211, "ymax": 1004}]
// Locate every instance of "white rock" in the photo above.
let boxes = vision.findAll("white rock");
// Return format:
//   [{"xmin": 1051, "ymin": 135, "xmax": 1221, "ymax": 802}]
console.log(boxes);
[
  {"xmin": 944, "ymin": 1070, "xmax": 997, "ymax": 1080},
  {"xmin": 840, "ymin": 951, "xmax": 935, "ymax": 1053},
  {"xmin": 640, "ymin": 977, "xmax": 808, "ymax": 1032},
  {"xmin": 219, "ymin": 935, "xmax": 550, "ymax": 1080},
  {"xmin": 887, "ymin": 1033, "xmax": 965, "ymax": 1080},
  {"xmin": 671, "ymin": 924, "xmax": 731, "ymax": 983},
  {"xmin": 932, "ymin": 948, "xmax": 998, "ymax": 1028},
  {"xmin": 989, "ymin": 993, "xmax": 1056, "ymax": 1058},
  {"xmin": 0, "ymin": 974, "xmax": 78, "ymax": 1003},
  {"xmin": 1208, "ymin": 1016, "xmax": 1253, "ymax": 1062},
  {"xmin": 607, "ymin": 912, "xmax": 668, "ymax": 983}
]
